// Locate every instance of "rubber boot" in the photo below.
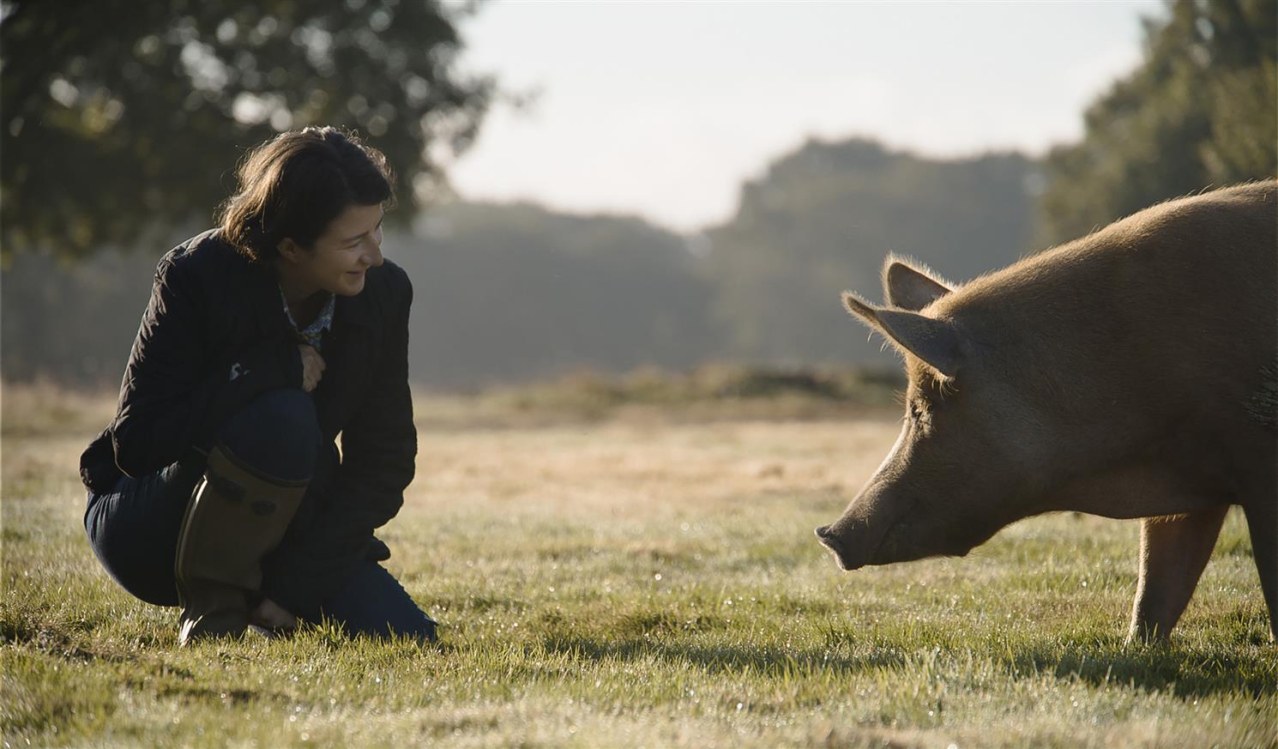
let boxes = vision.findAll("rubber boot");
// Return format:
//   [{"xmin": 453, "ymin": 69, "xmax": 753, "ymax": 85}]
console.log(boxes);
[{"xmin": 175, "ymin": 444, "xmax": 307, "ymax": 646}]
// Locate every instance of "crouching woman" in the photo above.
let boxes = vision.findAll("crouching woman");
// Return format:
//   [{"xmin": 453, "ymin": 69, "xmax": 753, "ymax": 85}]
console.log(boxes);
[{"xmin": 79, "ymin": 127, "xmax": 436, "ymax": 645}]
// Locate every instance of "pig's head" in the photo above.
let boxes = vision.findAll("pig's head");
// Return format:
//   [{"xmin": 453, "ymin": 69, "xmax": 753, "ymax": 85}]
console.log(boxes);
[{"xmin": 816, "ymin": 257, "xmax": 1052, "ymax": 571}]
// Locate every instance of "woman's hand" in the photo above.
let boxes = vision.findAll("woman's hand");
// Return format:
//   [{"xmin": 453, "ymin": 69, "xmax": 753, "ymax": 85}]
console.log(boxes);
[
  {"xmin": 298, "ymin": 345, "xmax": 325, "ymax": 392},
  {"xmin": 250, "ymin": 597, "xmax": 298, "ymax": 630}
]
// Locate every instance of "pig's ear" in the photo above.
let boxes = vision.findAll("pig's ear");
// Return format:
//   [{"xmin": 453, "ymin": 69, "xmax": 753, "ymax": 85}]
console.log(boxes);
[
  {"xmin": 882, "ymin": 258, "xmax": 953, "ymax": 311},
  {"xmin": 842, "ymin": 291, "xmax": 962, "ymax": 378}
]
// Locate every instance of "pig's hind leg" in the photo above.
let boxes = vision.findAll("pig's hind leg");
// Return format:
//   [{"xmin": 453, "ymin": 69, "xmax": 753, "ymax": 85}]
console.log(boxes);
[{"xmin": 1128, "ymin": 505, "xmax": 1229, "ymax": 643}]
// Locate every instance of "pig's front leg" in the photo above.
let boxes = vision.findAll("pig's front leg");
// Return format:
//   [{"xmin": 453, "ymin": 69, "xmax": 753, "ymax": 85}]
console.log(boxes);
[
  {"xmin": 1128, "ymin": 505, "xmax": 1229, "ymax": 643},
  {"xmin": 1241, "ymin": 500, "xmax": 1278, "ymax": 642}
]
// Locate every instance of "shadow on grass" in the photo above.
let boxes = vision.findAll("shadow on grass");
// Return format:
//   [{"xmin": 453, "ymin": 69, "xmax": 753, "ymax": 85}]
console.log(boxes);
[
  {"xmin": 542, "ymin": 634, "xmax": 905, "ymax": 677},
  {"xmin": 1006, "ymin": 642, "xmax": 1277, "ymax": 699},
  {"xmin": 542, "ymin": 629, "xmax": 1275, "ymax": 701}
]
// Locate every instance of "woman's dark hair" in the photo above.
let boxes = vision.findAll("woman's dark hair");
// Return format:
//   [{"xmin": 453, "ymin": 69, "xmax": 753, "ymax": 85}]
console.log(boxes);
[{"xmin": 218, "ymin": 126, "xmax": 395, "ymax": 262}]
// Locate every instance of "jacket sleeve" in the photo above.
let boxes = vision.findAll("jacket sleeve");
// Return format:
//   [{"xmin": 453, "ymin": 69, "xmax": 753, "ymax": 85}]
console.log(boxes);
[
  {"xmin": 111, "ymin": 253, "xmax": 303, "ymax": 478},
  {"xmin": 261, "ymin": 273, "xmax": 417, "ymax": 617}
]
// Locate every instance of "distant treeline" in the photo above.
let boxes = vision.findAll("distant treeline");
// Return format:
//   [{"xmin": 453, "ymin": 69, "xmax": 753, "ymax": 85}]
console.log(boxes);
[
  {"xmin": 6, "ymin": 0, "xmax": 1273, "ymax": 390},
  {"xmin": 3, "ymin": 139, "xmax": 1039, "ymax": 389}
]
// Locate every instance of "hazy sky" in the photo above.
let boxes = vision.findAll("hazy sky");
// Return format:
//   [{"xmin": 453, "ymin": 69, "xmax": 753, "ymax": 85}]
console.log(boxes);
[{"xmin": 445, "ymin": 1, "xmax": 1166, "ymax": 232}]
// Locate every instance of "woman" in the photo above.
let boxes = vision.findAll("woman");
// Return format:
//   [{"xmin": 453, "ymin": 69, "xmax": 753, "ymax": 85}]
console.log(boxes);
[{"xmin": 79, "ymin": 126, "xmax": 436, "ymax": 645}]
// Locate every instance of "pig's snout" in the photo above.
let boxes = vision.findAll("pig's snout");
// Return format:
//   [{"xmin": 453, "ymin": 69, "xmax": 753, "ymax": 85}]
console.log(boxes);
[{"xmin": 815, "ymin": 524, "xmax": 864, "ymax": 571}]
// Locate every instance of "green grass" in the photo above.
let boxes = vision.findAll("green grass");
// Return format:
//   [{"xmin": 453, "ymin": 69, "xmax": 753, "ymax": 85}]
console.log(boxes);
[{"xmin": 3, "ymin": 382, "xmax": 1275, "ymax": 748}]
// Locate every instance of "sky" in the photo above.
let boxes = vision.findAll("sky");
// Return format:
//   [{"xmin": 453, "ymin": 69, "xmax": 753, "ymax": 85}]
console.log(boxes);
[{"xmin": 443, "ymin": 1, "xmax": 1166, "ymax": 233}]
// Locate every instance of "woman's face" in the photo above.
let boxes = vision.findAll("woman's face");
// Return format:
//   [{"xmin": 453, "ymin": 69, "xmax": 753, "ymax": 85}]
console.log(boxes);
[{"xmin": 278, "ymin": 203, "xmax": 385, "ymax": 298}]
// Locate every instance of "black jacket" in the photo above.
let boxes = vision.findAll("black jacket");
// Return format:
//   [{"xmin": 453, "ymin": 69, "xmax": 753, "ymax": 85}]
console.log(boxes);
[{"xmin": 79, "ymin": 229, "xmax": 417, "ymax": 616}]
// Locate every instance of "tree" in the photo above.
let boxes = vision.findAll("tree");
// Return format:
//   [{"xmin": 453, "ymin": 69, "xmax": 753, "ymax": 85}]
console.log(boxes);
[
  {"xmin": 0, "ymin": 0, "xmax": 493, "ymax": 260},
  {"xmin": 1038, "ymin": 0, "xmax": 1276, "ymax": 244}
]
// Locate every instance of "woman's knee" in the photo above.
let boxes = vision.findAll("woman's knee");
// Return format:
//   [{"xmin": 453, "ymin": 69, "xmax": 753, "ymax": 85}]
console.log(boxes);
[
  {"xmin": 217, "ymin": 389, "xmax": 321, "ymax": 482},
  {"xmin": 82, "ymin": 462, "xmax": 197, "ymax": 607}
]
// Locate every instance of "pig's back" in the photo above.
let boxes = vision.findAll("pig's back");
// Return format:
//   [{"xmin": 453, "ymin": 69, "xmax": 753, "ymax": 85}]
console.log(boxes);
[{"xmin": 944, "ymin": 180, "xmax": 1276, "ymax": 434}]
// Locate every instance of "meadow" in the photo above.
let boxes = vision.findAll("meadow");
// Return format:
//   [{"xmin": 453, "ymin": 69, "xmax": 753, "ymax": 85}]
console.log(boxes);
[{"xmin": 3, "ymin": 375, "xmax": 1275, "ymax": 748}]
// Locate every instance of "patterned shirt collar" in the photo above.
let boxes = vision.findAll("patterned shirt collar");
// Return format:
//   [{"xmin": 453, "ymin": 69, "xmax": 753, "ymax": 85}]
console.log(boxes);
[{"xmin": 280, "ymin": 288, "xmax": 335, "ymax": 351}]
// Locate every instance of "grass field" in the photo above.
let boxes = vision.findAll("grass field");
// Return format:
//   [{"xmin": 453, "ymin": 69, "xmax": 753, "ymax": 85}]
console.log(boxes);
[{"xmin": 3, "ymin": 379, "xmax": 1275, "ymax": 748}]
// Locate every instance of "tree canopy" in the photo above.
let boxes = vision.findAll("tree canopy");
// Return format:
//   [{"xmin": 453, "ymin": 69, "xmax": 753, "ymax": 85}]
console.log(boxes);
[
  {"xmin": 1038, "ymin": 0, "xmax": 1276, "ymax": 244},
  {"xmin": 0, "ymin": 0, "xmax": 493, "ymax": 260}
]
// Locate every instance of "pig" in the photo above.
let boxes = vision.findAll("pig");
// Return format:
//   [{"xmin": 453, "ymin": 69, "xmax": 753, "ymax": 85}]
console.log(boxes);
[{"xmin": 815, "ymin": 180, "xmax": 1277, "ymax": 643}]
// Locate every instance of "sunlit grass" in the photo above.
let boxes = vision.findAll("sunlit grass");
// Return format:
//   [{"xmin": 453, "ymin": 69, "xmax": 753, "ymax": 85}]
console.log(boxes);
[{"xmin": 3, "ymin": 381, "xmax": 1274, "ymax": 748}]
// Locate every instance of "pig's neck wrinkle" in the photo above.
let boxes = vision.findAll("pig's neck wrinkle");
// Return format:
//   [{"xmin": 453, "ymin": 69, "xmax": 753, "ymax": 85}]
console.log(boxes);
[{"xmin": 1040, "ymin": 460, "xmax": 1228, "ymax": 520}]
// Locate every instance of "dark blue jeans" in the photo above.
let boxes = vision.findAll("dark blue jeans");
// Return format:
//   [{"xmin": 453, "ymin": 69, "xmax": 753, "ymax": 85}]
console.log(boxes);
[{"xmin": 84, "ymin": 389, "xmax": 436, "ymax": 642}]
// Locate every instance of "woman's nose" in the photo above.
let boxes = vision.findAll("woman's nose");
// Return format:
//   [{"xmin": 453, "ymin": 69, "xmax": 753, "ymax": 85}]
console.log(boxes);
[{"xmin": 363, "ymin": 240, "xmax": 384, "ymax": 267}]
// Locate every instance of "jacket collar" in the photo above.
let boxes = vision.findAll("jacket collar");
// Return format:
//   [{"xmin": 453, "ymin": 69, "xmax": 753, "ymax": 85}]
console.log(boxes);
[
  {"xmin": 333, "ymin": 288, "xmax": 375, "ymax": 330},
  {"xmin": 246, "ymin": 259, "xmax": 292, "ymax": 340},
  {"xmin": 244, "ymin": 254, "xmax": 376, "ymax": 336}
]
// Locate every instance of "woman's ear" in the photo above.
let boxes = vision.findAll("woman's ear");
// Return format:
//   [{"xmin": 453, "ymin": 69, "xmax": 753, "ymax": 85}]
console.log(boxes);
[{"xmin": 277, "ymin": 237, "xmax": 302, "ymax": 264}]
